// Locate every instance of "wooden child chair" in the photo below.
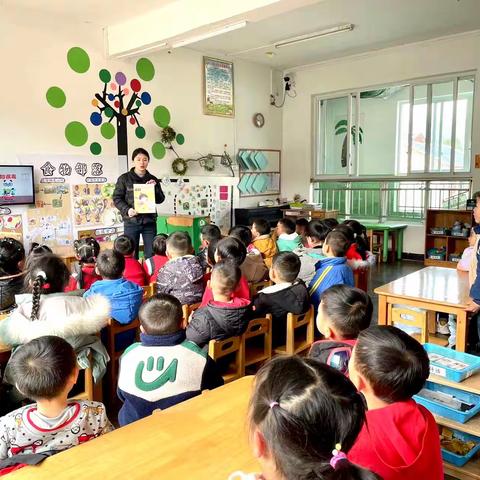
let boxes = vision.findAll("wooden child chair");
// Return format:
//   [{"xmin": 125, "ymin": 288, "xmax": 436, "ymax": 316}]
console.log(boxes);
[
  {"xmin": 391, "ymin": 306, "xmax": 429, "ymax": 343},
  {"xmin": 142, "ymin": 283, "xmax": 156, "ymax": 300},
  {"xmin": 208, "ymin": 335, "xmax": 245, "ymax": 383},
  {"xmin": 243, "ymin": 315, "xmax": 272, "ymax": 372},
  {"xmin": 249, "ymin": 280, "xmax": 272, "ymax": 297},
  {"xmin": 182, "ymin": 302, "xmax": 201, "ymax": 328},
  {"xmin": 273, "ymin": 306, "xmax": 315, "ymax": 356}
]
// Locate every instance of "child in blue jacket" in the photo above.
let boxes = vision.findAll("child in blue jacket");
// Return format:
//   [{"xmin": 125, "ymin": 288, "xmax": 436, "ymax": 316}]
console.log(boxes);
[
  {"xmin": 84, "ymin": 249, "xmax": 143, "ymax": 324},
  {"xmin": 308, "ymin": 230, "xmax": 354, "ymax": 314}
]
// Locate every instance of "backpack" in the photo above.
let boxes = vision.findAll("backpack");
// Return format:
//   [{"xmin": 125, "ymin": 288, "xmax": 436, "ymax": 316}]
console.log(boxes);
[{"xmin": 309, "ymin": 340, "xmax": 354, "ymax": 375}]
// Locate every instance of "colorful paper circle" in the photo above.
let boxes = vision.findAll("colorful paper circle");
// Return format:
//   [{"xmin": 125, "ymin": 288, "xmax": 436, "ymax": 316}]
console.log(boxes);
[
  {"xmin": 67, "ymin": 47, "xmax": 90, "ymax": 73},
  {"xmin": 152, "ymin": 142, "xmax": 166, "ymax": 159},
  {"xmin": 129, "ymin": 117, "xmax": 136, "ymax": 125},
  {"xmin": 140, "ymin": 92, "xmax": 151, "ymax": 105},
  {"xmin": 90, "ymin": 112, "xmax": 102, "ymax": 126},
  {"xmin": 65, "ymin": 121, "xmax": 88, "ymax": 146},
  {"xmin": 130, "ymin": 79, "xmax": 141, "ymax": 92},
  {"xmin": 91, "ymin": 98, "xmax": 99, "ymax": 107},
  {"xmin": 99, "ymin": 69, "xmax": 111, "ymax": 83},
  {"xmin": 115, "ymin": 72, "xmax": 127, "ymax": 86},
  {"xmin": 90, "ymin": 142, "xmax": 102, "ymax": 155},
  {"xmin": 104, "ymin": 107, "xmax": 114, "ymax": 118},
  {"xmin": 121, "ymin": 108, "xmax": 128, "ymax": 115},
  {"xmin": 108, "ymin": 94, "xmax": 114, "ymax": 101},
  {"xmin": 123, "ymin": 88, "xmax": 130, "ymax": 96},
  {"xmin": 153, "ymin": 105, "xmax": 170, "ymax": 128},
  {"xmin": 136, "ymin": 58, "xmax": 155, "ymax": 81},
  {"xmin": 100, "ymin": 122, "xmax": 115, "ymax": 139},
  {"xmin": 135, "ymin": 126, "xmax": 146, "ymax": 139},
  {"xmin": 135, "ymin": 100, "xmax": 142, "ymax": 107},
  {"xmin": 46, "ymin": 86, "xmax": 66, "ymax": 108},
  {"xmin": 176, "ymin": 133, "xmax": 185, "ymax": 145}
]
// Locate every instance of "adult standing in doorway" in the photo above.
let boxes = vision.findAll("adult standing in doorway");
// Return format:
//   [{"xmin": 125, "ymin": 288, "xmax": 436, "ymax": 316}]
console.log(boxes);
[{"xmin": 113, "ymin": 147, "xmax": 165, "ymax": 259}]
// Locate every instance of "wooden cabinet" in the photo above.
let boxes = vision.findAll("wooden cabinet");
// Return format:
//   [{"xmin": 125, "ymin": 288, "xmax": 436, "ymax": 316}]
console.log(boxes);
[
  {"xmin": 424, "ymin": 209, "xmax": 474, "ymax": 268},
  {"xmin": 430, "ymin": 373, "xmax": 480, "ymax": 479}
]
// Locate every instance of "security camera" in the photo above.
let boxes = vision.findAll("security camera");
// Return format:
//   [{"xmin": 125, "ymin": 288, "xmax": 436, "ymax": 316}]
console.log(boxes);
[{"xmin": 284, "ymin": 76, "xmax": 290, "ymax": 83}]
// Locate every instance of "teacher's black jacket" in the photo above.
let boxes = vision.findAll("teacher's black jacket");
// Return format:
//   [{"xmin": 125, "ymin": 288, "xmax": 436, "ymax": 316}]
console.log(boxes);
[{"xmin": 113, "ymin": 168, "xmax": 165, "ymax": 226}]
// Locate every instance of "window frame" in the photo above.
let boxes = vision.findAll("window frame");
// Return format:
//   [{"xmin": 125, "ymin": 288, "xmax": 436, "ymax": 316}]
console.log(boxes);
[{"xmin": 311, "ymin": 71, "xmax": 475, "ymax": 182}]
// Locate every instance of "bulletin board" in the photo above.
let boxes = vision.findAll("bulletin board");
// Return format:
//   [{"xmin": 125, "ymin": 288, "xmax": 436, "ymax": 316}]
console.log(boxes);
[{"xmin": 0, "ymin": 215, "xmax": 23, "ymax": 242}]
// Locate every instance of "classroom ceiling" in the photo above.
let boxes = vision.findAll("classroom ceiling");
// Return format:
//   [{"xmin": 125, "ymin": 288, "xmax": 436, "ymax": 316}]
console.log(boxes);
[{"xmin": 190, "ymin": 0, "xmax": 480, "ymax": 70}]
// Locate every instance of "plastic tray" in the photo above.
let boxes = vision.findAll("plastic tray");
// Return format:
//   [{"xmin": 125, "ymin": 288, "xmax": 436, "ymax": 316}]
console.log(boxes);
[
  {"xmin": 441, "ymin": 429, "xmax": 480, "ymax": 467},
  {"xmin": 414, "ymin": 381, "xmax": 480, "ymax": 424},
  {"xmin": 424, "ymin": 343, "xmax": 480, "ymax": 382}
]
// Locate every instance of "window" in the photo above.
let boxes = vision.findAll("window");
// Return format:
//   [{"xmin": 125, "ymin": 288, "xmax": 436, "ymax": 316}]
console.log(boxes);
[
  {"xmin": 312, "ymin": 180, "xmax": 470, "ymax": 222},
  {"xmin": 314, "ymin": 74, "xmax": 474, "ymax": 178}
]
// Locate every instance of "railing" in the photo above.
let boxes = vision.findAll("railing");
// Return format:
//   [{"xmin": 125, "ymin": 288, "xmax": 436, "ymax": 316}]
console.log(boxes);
[{"xmin": 312, "ymin": 180, "xmax": 471, "ymax": 222}]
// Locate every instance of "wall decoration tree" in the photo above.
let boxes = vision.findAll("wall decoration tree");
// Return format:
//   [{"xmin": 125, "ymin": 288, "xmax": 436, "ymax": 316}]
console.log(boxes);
[
  {"xmin": 46, "ymin": 47, "xmax": 170, "ymax": 158},
  {"xmin": 334, "ymin": 120, "xmax": 363, "ymax": 168}
]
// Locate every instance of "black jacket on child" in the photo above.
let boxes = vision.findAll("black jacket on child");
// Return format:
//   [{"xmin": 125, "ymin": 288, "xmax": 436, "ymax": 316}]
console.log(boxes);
[
  {"xmin": 186, "ymin": 298, "xmax": 251, "ymax": 349},
  {"xmin": 0, "ymin": 273, "xmax": 24, "ymax": 313},
  {"xmin": 253, "ymin": 280, "xmax": 310, "ymax": 347}
]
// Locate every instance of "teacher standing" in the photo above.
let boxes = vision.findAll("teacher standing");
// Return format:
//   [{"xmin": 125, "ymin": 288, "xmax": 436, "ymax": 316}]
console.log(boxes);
[{"xmin": 113, "ymin": 147, "xmax": 165, "ymax": 259}]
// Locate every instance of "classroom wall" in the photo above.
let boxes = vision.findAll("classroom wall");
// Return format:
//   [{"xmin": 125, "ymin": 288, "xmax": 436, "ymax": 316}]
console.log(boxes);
[
  {"xmin": 0, "ymin": 6, "xmax": 282, "ymax": 212},
  {"xmin": 281, "ymin": 31, "xmax": 480, "ymax": 254}
]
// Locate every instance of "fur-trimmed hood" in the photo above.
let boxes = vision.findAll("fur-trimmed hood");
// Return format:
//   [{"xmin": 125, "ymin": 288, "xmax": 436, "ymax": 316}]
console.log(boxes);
[
  {"xmin": 347, "ymin": 251, "xmax": 376, "ymax": 271},
  {"xmin": 0, "ymin": 293, "xmax": 110, "ymax": 346}
]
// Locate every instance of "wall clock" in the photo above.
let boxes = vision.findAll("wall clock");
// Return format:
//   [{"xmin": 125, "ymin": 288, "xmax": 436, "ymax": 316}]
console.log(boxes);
[{"xmin": 253, "ymin": 113, "xmax": 265, "ymax": 128}]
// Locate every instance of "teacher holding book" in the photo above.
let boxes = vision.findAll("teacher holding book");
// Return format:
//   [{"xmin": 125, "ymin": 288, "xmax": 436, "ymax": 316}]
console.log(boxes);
[{"xmin": 113, "ymin": 147, "xmax": 165, "ymax": 259}]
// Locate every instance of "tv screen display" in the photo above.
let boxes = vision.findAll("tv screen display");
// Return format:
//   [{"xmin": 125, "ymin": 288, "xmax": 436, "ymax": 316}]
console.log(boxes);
[{"xmin": 0, "ymin": 165, "xmax": 35, "ymax": 206}]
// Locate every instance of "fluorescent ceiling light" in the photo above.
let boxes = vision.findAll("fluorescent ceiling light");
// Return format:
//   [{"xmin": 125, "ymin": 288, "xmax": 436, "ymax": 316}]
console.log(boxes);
[
  {"xmin": 115, "ymin": 42, "xmax": 168, "ymax": 59},
  {"xmin": 274, "ymin": 23, "xmax": 353, "ymax": 49},
  {"xmin": 172, "ymin": 21, "xmax": 247, "ymax": 49}
]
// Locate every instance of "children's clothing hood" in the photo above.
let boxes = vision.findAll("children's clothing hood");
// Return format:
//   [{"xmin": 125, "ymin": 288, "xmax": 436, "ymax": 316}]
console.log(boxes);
[
  {"xmin": 240, "ymin": 253, "xmax": 268, "ymax": 284},
  {"xmin": 348, "ymin": 399, "xmax": 443, "ymax": 480},
  {"xmin": 276, "ymin": 232, "xmax": 303, "ymax": 252}
]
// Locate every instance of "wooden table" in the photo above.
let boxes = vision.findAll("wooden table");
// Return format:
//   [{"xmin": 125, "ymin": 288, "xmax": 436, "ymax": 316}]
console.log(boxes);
[
  {"xmin": 364, "ymin": 223, "xmax": 408, "ymax": 263},
  {"xmin": 375, "ymin": 266, "xmax": 470, "ymax": 351},
  {"xmin": 283, "ymin": 208, "xmax": 339, "ymax": 220},
  {"xmin": 8, "ymin": 376, "xmax": 258, "ymax": 479}
]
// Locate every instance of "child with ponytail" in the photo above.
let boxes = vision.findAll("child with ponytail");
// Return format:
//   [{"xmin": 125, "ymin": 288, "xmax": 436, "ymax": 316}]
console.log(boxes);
[
  {"xmin": 65, "ymin": 237, "xmax": 101, "ymax": 291},
  {"xmin": 0, "ymin": 238, "xmax": 25, "ymax": 313},
  {"xmin": 240, "ymin": 355, "xmax": 379, "ymax": 480},
  {"xmin": 0, "ymin": 254, "xmax": 110, "ymax": 362}
]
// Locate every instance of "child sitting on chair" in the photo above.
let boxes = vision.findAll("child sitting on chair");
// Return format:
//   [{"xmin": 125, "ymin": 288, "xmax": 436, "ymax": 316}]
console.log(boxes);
[
  {"xmin": 275, "ymin": 218, "xmax": 303, "ymax": 252},
  {"xmin": 186, "ymin": 262, "xmax": 251, "ymax": 349},
  {"xmin": 197, "ymin": 224, "xmax": 222, "ymax": 271},
  {"xmin": 309, "ymin": 284, "xmax": 372, "ymax": 374},
  {"xmin": 253, "ymin": 252, "xmax": 310, "ymax": 348},
  {"xmin": 117, "ymin": 294, "xmax": 223, "ymax": 426},
  {"xmin": 84, "ymin": 249, "xmax": 143, "ymax": 325},
  {"xmin": 65, "ymin": 237, "xmax": 101, "ymax": 292},
  {"xmin": 142, "ymin": 234, "xmax": 168, "ymax": 284},
  {"xmin": 0, "ymin": 336, "xmax": 113, "ymax": 463},
  {"xmin": 251, "ymin": 218, "xmax": 278, "ymax": 269},
  {"xmin": 114, "ymin": 235, "xmax": 147, "ymax": 286},
  {"xmin": 348, "ymin": 326, "xmax": 443, "ymax": 480},
  {"xmin": 295, "ymin": 217, "xmax": 309, "ymax": 246},
  {"xmin": 157, "ymin": 232, "xmax": 204, "ymax": 305}
]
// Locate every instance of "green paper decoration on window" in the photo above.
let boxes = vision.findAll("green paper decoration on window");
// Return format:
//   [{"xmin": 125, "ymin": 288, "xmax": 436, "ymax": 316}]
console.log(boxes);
[
  {"xmin": 153, "ymin": 106, "xmax": 170, "ymax": 128},
  {"xmin": 136, "ymin": 58, "xmax": 155, "ymax": 81},
  {"xmin": 67, "ymin": 47, "xmax": 90, "ymax": 73},
  {"xmin": 152, "ymin": 142, "xmax": 166, "ymax": 159},
  {"xmin": 65, "ymin": 121, "xmax": 88, "ymax": 146},
  {"xmin": 46, "ymin": 86, "xmax": 66, "ymax": 108}
]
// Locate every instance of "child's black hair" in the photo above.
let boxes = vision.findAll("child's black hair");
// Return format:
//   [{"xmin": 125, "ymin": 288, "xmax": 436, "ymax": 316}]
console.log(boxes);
[
  {"xmin": 295, "ymin": 217, "xmax": 309, "ymax": 231},
  {"xmin": 215, "ymin": 237, "xmax": 246, "ymax": 267},
  {"xmin": 272, "ymin": 252, "xmax": 301, "ymax": 283},
  {"xmin": 10, "ymin": 335, "xmax": 77, "ymax": 400},
  {"xmin": 324, "ymin": 231, "xmax": 349, "ymax": 257},
  {"xmin": 200, "ymin": 224, "xmax": 222, "ymax": 244},
  {"xmin": 228, "ymin": 225, "xmax": 253, "ymax": 248},
  {"xmin": 333, "ymin": 224, "xmax": 355, "ymax": 245},
  {"xmin": 323, "ymin": 218, "xmax": 339, "ymax": 229},
  {"xmin": 308, "ymin": 220, "xmax": 331, "ymax": 243},
  {"xmin": 29, "ymin": 243, "xmax": 52, "ymax": 256},
  {"xmin": 139, "ymin": 293, "xmax": 183, "ymax": 336},
  {"xmin": 320, "ymin": 285, "xmax": 372, "ymax": 339},
  {"xmin": 152, "ymin": 234, "xmax": 168, "ymax": 256},
  {"xmin": 355, "ymin": 325, "xmax": 430, "ymax": 403},
  {"xmin": 342, "ymin": 220, "xmax": 368, "ymax": 260},
  {"xmin": 207, "ymin": 237, "xmax": 221, "ymax": 266},
  {"xmin": 24, "ymin": 254, "xmax": 70, "ymax": 321},
  {"xmin": 251, "ymin": 218, "xmax": 271, "ymax": 236},
  {"xmin": 277, "ymin": 218, "xmax": 296, "ymax": 235},
  {"xmin": 73, "ymin": 237, "xmax": 100, "ymax": 288},
  {"xmin": 132, "ymin": 147, "xmax": 150, "ymax": 160},
  {"xmin": 250, "ymin": 356, "xmax": 379, "ymax": 480},
  {"xmin": 211, "ymin": 261, "xmax": 241, "ymax": 296},
  {"xmin": 114, "ymin": 235, "xmax": 136, "ymax": 256},
  {"xmin": 96, "ymin": 249, "xmax": 125, "ymax": 280},
  {"xmin": 0, "ymin": 238, "xmax": 25, "ymax": 276},
  {"xmin": 166, "ymin": 231, "xmax": 193, "ymax": 257}
]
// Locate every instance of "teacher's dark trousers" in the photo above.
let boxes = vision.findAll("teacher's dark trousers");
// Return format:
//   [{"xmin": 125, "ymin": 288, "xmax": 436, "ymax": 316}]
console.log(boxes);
[{"xmin": 124, "ymin": 222, "xmax": 156, "ymax": 259}]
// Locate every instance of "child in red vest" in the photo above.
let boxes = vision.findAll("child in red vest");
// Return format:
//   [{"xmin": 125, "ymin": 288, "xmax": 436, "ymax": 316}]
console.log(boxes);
[
  {"xmin": 65, "ymin": 237, "xmax": 101, "ymax": 292},
  {"xmin": 348, "ymin": 325, "xmax": 443, "ymax": 480},
  {"xmin": 309, "ymin": 284, "xmax": 372, "ymax": 374},
  {"xmin": 114, "ymin": 235, "xmax": 146, "ymax": 286},
  {"xmin": 143, "ymin": 234, "xmax": 168, "ymax": 284}
]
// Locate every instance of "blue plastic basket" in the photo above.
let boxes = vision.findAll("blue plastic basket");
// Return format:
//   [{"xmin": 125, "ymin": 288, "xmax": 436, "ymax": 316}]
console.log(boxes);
[
  {"xmin": 424, "ymin": 343, "xmax": 480, "ymax": 382},
  {"xmin": 441, "ymin": 429, "xmax": 480, "ymax": 467},
  {"xmin": 414, "ymin": 381, "xmax": 480, "ymax": 423}
]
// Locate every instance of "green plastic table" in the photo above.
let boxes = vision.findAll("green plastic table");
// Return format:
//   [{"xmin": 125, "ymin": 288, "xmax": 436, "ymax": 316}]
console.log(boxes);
[{"xmin": 363, "ymin": 223, "xmax": 408, "ymax": 263}]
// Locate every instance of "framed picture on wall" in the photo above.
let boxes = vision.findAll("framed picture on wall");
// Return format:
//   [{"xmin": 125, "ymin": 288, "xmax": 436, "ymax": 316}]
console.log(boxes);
[{"xmin": 203, "ymin": 56, "xmax": 234, "ymax": 118}]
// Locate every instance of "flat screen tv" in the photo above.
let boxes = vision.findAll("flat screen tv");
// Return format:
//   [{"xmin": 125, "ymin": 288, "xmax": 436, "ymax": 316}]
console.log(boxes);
[{"xmin": 0, "ymin": 165, "xmax": 35, "ymax": 206}]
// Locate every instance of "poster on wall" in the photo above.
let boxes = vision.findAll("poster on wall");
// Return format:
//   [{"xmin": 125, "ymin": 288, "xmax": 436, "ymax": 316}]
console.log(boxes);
[
  {"xmin": 26, "ymin": 183, "xmax": 73, "ymax": 248},
  {"xmin": 19, "ymin": 154, "xmax": 120, "ymax": 185},
  {"xmin": 203, "ymin": 57, "xmax": 234, "ymax": 118},
  {"xmin": 0, "ymin": 215, "xmax": 23, "ymax": 242}
]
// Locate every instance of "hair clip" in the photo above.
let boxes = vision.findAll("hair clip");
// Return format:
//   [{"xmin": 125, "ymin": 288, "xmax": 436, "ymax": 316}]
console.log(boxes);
[
  {"xmin": 269, "ymin": 401, "xmax": 279, "ymax": 409},
  {"xmin": 36, "ymin": 271, "xmax": 47, "ymax": 281},
  {"xmin": 330, "ymin": 443, "xmax": 347, "ymax": 470}
]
